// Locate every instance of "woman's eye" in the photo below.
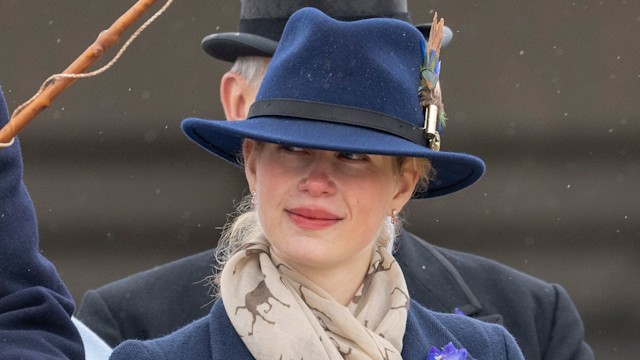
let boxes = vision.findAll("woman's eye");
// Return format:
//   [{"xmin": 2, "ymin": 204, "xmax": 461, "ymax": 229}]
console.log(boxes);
[
  {"xmin": 339, "ymin": 152, "xmax": 367, "ymax": 161},
  {"xmin": 281, "ymin": 145, "xmax": 305, "ymax": 153}
]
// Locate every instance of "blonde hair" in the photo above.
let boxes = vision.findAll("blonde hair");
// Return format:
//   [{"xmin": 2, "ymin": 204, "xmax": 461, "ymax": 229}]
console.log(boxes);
[
  {"xmin": 398, "ymin": 157, "xmax": 435, "ymax": 198},
  {"xmin": 208, "ymin": 153, "xmax": 433, "ymax": 296}
]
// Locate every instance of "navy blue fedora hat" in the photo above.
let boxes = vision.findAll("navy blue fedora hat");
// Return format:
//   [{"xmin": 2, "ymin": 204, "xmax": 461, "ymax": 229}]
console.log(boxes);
[
  {"xmin": 183, "ymin": 8, "xmax": 485, "ymax": 199},
  {"xmin": 202, "ymin": 0, "xmax": 453, "ymax": 62}
]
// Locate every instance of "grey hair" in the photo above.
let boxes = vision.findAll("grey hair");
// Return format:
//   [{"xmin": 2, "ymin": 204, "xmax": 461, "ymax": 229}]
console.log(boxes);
[{"xmin": 229, "ymin": 56, "xmax": 270, "ymax": 85}]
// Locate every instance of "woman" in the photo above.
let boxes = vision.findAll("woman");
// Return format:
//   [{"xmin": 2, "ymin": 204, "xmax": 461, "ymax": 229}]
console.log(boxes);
[{"xmin": 110, "ymin": 7, "xmax": 523, "ymax": 360}]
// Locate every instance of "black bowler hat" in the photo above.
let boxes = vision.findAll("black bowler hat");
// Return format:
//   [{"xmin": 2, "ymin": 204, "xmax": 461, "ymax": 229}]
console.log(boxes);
[{"xmin": 202, "ymin": 0, "xmax": 453, "ymax": 62}]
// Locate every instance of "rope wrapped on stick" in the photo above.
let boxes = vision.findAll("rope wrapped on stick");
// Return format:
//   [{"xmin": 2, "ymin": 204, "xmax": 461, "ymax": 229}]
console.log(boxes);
[{"xmin": 0, "ymin": 0, "xmax": 174, "ymax": 148}]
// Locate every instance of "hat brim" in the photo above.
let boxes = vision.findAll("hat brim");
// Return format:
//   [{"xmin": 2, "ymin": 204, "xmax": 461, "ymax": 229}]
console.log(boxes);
[
  {"xmin": 202, "ymin": 24, "xmax": 454, "ymax": 62},
  {"xmin": 182, "ymin": 117, "xmax": 485, "ymax": 199},
  {"xmin": 201, "ymin": 33, "xmax": 279, "ymax": 62}
]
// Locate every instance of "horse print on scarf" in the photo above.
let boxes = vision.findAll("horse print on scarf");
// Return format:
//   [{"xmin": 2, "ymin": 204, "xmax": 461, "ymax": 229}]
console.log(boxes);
[{"xmin": 220, "ymin": 237, "xmax": 410, "ymax": 359}]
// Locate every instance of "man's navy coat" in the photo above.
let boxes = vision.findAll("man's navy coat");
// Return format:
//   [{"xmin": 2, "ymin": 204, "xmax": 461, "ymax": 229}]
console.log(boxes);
[{"xmin": 109, "ymin": 299, "xmax": 523, "ymax": 360}]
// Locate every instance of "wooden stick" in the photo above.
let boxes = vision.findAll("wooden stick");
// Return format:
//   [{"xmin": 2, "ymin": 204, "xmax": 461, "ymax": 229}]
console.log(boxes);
[{"xmin": 0, "ymin": 0, "xmax": 158, "ymax": 144}]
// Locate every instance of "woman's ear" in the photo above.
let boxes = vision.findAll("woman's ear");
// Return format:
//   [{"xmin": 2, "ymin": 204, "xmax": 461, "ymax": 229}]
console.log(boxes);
[
  {"xmin": 243, "ymin": 139, "xmax": 258, "ymax": 191},
  {"xmin": 390, "ymin": 161, "xmax": 420, "ymax": 212},
  {"xmin": 220, "ymin": 72, "xmax": 258, "ymax": 121}
]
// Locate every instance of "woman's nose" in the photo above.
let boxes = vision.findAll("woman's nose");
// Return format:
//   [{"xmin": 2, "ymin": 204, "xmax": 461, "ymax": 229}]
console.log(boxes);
[{"xmin": 298, "ymin": 155, "xmax": 337, "ymax": 196}]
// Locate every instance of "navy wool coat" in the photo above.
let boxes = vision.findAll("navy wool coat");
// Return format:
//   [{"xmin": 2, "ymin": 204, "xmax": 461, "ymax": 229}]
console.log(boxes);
[
  {"xmin": 110, "ymin": 299, "xmax": 524, "ymax": 360},
  {"xmin": 0, "ymin": 87, "xmax": 85, "ymax": 359}
]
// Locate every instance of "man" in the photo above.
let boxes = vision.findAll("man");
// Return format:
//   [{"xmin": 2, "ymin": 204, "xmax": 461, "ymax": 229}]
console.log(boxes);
[{"xmin": 76, "ymin": 1, "xmax": 593, "ymax": 359}]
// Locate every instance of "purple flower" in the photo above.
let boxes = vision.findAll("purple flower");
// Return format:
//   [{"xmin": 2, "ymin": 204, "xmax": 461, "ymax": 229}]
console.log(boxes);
[{"xmin": 427, "ymin": 342, "xmax": 468, "ymax": 360}]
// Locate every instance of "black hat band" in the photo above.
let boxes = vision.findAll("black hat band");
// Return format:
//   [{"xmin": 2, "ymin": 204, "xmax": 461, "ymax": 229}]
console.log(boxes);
[{"xmin": 248, "ymin": 99, "xmax": 428, "ymax": 148}]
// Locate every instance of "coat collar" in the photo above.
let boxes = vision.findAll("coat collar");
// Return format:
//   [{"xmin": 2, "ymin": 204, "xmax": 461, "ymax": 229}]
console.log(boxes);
[
  {"xmin": 395, "ymin": 231, "xmax": 503, "ymax": 325},
  {"xmin": 209, "ymin": 300, "xmax": 254, "ymax": 359}
]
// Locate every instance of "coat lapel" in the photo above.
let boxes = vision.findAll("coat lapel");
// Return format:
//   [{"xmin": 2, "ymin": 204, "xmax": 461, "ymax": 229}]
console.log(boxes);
[
  {"xmin": 401, "ymin": 301, "xmax": 478, "ymax": 360},
  {"xmin": 396, "ymin": 231, "xmax": 500, "ymax": 322},
  {"xmin": 208, "ymin": 300, "xmax": 255, "ymax": 360},
  {"xmin": 400, "ymin": 304, "xmax": 432, "ymax": 359}
]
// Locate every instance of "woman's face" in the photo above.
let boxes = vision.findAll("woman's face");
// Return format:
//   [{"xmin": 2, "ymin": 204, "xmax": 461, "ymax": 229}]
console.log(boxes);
[{"xmin": 243, "ymin": 141, "xmax": 418, "ymax": 276}]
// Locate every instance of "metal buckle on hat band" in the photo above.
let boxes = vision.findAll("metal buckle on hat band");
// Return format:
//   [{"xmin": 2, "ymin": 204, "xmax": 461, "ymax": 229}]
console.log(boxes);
[{"xmin": 423, "ymin": 104, "xmax": 441, "ymax": 151}]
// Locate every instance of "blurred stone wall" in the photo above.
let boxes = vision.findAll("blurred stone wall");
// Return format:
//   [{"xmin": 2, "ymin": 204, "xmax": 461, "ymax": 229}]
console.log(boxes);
[{"xmin": 1, "ymin": 0, "xmax": 638, "ymax": 357}]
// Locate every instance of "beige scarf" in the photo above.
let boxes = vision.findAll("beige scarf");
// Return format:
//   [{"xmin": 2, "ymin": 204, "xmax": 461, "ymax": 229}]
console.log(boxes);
[{"xmin": 220, "ymin": 237, "xmax": 409, "ymax": 360}]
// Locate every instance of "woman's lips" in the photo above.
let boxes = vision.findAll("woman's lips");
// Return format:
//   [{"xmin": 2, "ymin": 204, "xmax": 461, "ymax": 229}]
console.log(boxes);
[{"xmin": 286, "ymin": 208, "xmax": 342, "ymax": 230}]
